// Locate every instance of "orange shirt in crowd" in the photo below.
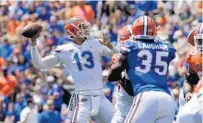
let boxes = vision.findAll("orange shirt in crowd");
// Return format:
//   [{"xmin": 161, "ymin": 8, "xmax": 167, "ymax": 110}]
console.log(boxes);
[
  {"xmin": 70, "ymin": 4, "xmax": 95, "ymax": 22},
  {"xmin": 0, "ymin": 57, "xmax": 5, "ymax": 69},
  {"xmin": 195, "ymin": 1, "xmax": 202, "ymax": 14},
  {"xmin": 0, "ymin": 75, "xmax": 18, "ymax": 96},
  {"xmin": 7, "ymin": 20, "xmax": 20, "ymax": 36}
]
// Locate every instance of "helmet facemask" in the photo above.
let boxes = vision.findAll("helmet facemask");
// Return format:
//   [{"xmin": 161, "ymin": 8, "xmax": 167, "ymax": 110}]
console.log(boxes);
[
  {"xmin": 78, "ymin": 22, "xmax": 91, "ymax": 41},
  {"xmin": 194, "ymin": 34, "xmax": 203, "ymax": 55}
]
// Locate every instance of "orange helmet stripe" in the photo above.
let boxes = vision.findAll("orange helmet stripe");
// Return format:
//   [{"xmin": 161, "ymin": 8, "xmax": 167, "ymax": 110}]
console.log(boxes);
[{"xmin": 187, "ymin": 27, "xmax": 197, "ymax": 40}]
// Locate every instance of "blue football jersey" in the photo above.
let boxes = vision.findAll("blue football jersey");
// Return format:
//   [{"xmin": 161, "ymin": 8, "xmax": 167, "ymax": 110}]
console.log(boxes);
[{"xmin": 121, "ymin": 40, "xmax": 176, "ymax": 95}]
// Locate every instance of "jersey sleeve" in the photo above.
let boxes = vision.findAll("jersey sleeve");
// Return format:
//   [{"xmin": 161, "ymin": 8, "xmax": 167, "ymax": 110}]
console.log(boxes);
[
  {"xmin": 54, "ymin": 45, "xmax": 69, "ymax": 65},
  {"xmin": 31, "ymin": 46, "xmax": 60, "ymax": 69},
  {"xmin": 99, "ymin": 42, "xmax": 120, "ymax": 58}
]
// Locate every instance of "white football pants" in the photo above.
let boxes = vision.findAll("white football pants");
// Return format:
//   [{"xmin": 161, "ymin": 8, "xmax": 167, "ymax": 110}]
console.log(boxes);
[
  {"xmin": 67, "ymin": 93, "xmax": 115, "ymax": 123},
  {"xmin": 125, "ymin": 91, "xmax": 176, "ymax": 123},
  {"xmin": 176, "ymin": 91, "xmax": 202, "ymax": 123},
  {"xmin": 111, "ymin": 86, "xmax": 134, "ymax": 123}
]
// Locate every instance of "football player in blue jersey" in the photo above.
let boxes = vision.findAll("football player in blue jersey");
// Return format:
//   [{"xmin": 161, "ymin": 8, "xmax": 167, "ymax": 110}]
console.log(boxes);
[{"xmin": 108, "ymin": 15, "xmax": 176, "ymax": 123}]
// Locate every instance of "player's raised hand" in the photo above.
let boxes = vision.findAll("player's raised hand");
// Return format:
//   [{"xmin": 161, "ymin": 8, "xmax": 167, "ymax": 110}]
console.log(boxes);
[{"xmin": 101, "ymin": 33, "xmax": 113, "ymax": 49}]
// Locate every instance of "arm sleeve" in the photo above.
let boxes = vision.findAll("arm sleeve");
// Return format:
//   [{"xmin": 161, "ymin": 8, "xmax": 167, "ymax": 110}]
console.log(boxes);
[
  {"xmin": 101, "ymin": 45, "xmax": 120, "ymax": 58},
  {"xmin": 108, "ymin": 54, "xmax": 128, "ymax": 81},
  {"xmin": 31, "ymin": 46, "xmax": 60, "ymax": 69}
]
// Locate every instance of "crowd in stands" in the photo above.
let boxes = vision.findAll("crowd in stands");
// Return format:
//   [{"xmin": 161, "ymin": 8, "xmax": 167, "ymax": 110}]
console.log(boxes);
[{"xmin": 0, "ymin": 1, "xmax": 202, "ymax": 123}]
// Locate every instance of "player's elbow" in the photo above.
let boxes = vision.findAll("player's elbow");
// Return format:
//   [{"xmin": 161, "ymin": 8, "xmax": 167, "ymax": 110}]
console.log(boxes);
[
  {"xmin": 32, "ymin": 61, "xmax": 46, "ymax": 69},
  {"xmin": 111, "ymin": 46, "xmax": 120, "ymax": 54}
]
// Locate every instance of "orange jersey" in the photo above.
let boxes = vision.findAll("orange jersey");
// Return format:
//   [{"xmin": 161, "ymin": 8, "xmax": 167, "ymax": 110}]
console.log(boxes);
[{"xmin": 185, "ymin": 48, "xmax": 202, "ymax": 78}]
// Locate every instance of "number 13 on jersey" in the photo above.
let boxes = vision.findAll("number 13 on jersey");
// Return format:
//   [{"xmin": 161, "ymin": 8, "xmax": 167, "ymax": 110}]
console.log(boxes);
[{"xmin": 74, "ymin": 51, "xmax": 94, "ymax": 71}]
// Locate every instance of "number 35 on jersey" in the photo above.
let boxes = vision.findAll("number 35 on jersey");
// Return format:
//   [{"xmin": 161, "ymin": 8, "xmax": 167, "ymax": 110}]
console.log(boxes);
[{"xmin": 135, "ymin": 50, "xmax": 169, "ymax": 75}]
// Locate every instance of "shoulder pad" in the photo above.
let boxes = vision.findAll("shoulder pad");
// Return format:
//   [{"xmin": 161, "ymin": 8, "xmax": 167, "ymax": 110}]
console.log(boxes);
[{"xmin": 55, "ymin": 43, "xmax": 71, "ymax": 53}]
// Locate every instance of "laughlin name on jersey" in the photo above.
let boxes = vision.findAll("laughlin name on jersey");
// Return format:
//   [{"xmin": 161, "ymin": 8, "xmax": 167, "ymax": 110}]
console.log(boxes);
[{"xmin": 137, "ymin": 42, "xmax": 169, "ymax": 51}]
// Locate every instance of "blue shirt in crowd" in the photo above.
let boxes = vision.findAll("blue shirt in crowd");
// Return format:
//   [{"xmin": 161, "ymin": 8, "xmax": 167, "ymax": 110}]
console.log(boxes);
[{"xmin": 39, "ymin": 110, "xmax": 61, "ymax": 123}]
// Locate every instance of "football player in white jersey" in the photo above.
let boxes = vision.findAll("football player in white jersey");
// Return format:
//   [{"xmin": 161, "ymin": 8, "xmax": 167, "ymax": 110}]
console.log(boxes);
[
  {"xmin": 30, "ymin": 16, "xmax": 119, "ymax": 123},
  {"xmin": 110, "ymin": 25, "xmax": 134, "ymax": 123},
  {"xmin": 176, "ymin": 86, "xmax": 202, "ymax": 123},
  {"xmin": 176, "ymin": 23, "xmax": 203, "ymax": 123}
]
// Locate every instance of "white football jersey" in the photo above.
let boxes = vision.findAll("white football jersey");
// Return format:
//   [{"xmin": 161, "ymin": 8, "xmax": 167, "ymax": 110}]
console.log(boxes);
[
  {"xmin": 55, "ymin": 38, "xmax": 107, "ymax": 92},
  {"xmin": 177, "ymin": 88, "xmax": 202, "ymax": 123}
]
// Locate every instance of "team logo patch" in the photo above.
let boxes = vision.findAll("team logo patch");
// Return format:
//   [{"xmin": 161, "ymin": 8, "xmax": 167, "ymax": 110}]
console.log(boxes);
[{"xmin": 81, "ymin": 98, "xmax": 88, "ymax": 102}]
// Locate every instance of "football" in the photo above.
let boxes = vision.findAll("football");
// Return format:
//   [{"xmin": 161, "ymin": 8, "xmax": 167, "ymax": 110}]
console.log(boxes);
[{"xmin": 21, "ymin": 23, "xmax": 43, "ymax": 38}]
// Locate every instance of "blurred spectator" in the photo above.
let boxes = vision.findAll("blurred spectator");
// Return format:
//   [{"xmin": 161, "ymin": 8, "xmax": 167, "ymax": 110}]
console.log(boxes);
[
  {"xmin": 0, "ymin": 68, "xmax": 18, "ymax": 96},
  {"xmin": 39, "ymin": 99, "xmax": 62, "ymax": 123},
  {"xmin": 6, "ymin": 14, "xmax": 20, "ymax": 40},
  {"xmin": 20, "ymin": 98, "xmax": 38, "ymax": 123},
  {"xmin": 14, "ymin": 94, "xmax": 27, "ymax": 121},
  {"xmin": 51, "ymin": 81, "xmax": 64, "ymax": 112},
  {"xmin": 194, "ymin": 1, "xmax": 202, "ymax": 22},
  {"xmin": 48, "ymin": 16, "xmax": 65, "ymax": 34},
  {"xmin": 70, "ymin": 1, "xmax": 95, "ymax": 22},
  {"xmin": 173, "ymin": 30, "xmax": 189, "ymax": 56},
  {"xmin": 0, "ymin": 57, "xmax": 5, "ymax": 69},
  {"xmin": 4, "ymin": 102, "xmax": 16, "ymax": 123},
  {"xmin": 35, "ymin": 5, "xmax": 51, "ymax": 21},
  {"xmin": 33, "ymin": 85, "xmax": 42, "ymax": 105},
  {"xmin": 0, "ymin": 38, "xmax": 13, "ymax": 59},
  {"xmin": 136, "ymin": 1, "xmax": 158, "ymax": 12},
  {"xmin": 0, "ymin": 98, "xmax": 5, "ymax": 122}
]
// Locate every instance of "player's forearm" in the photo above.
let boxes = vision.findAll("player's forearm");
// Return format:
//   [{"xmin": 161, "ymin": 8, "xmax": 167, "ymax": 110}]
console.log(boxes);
[
  {"xmin": 31, "ymin": 46, "xmax": 59, "ymax": 69},
  {"xmin": 111, "ymin": 45, "xmax": 120, "ymax": 54},
  {"xmin": 102, "ymin": 45, "xmax": 120, "ymax": 58}
]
